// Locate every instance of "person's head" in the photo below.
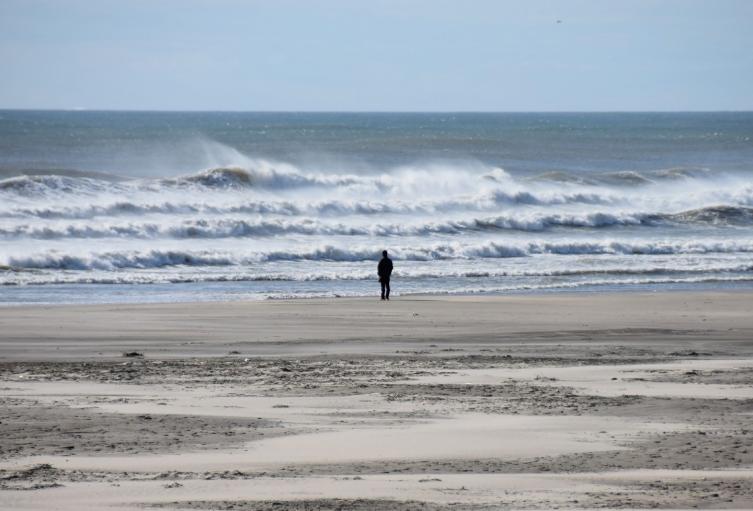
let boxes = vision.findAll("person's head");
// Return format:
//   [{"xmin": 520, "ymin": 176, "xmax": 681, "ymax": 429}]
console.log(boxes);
[{"xmin": 382, "ymin": 250, "xmax": 388, "ymax": 258}]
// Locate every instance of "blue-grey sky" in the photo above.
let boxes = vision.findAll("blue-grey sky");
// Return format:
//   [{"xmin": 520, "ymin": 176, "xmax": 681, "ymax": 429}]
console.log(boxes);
[{"xmin": 1, "ymin": 0, "xmax": 751, "ymax": 111}]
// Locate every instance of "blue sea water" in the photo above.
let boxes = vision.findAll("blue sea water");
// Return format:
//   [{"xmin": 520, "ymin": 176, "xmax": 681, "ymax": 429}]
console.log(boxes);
[{"xmin": 1, "ymin": 111, "xmax": 752, "ymax": 304}]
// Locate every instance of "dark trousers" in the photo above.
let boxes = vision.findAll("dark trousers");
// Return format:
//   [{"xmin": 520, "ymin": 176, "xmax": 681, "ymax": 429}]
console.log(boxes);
[{"xmin": 380, "ymin": 279, "xmax": 390, "ymax": 299}]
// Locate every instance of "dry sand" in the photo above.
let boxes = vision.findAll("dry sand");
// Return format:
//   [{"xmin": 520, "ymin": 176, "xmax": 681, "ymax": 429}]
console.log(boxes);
[{"xmin": 1, "ymin": 291, "xmax": 753, "ymax": 510}]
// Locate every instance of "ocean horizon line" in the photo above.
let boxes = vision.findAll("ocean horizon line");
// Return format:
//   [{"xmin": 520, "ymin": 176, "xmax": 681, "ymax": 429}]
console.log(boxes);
[{"xmin": 2, "ymin": 108, "xmax": 752, "ymax": 115}]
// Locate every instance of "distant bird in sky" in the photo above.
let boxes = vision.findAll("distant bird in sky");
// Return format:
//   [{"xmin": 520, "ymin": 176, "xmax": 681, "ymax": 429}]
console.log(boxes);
[{"xmin": 556, "ymin": 19, "xmax": 562, "ymax": 24}]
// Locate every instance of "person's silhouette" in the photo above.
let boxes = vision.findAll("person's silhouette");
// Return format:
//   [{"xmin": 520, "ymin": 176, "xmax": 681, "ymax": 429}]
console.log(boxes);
[{"xmin": 378, "ymin": 250, "xmax": 393, "ymax": 300}]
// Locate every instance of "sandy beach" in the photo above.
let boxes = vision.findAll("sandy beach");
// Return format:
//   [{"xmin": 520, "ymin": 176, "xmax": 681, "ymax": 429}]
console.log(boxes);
[
  {"xmin": 4, "ymin": 0, "xmax": 753, "ymax": 508},
  {"xmin": 2, "ymin": 291, "xmax": 753, "ymax": 510}
]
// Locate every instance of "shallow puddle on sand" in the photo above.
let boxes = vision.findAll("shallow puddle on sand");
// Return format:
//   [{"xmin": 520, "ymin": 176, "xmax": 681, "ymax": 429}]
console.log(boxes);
[
  {"xmin": 413, "ymin": 358, "xmax": 753, "ymax": 399},
  {"xmin": 4, "ymin": 470, "xmax": 753, "ymax": 511},
  {"xmin": 0, "ymin": 380, "xmax": 418, "ymax": 425},
  {"xmin": 0, "ymin": 413, "xmax": 685, "ymax": 473},
  {"xmin": 0, "ymin": 474, "xmax": 611, "ymax": 510}
]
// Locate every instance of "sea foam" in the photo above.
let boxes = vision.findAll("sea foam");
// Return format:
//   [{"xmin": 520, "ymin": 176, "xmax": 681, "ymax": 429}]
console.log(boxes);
[{"xmin": 2, "ymin": 158, "xmax": 753, "ymax": 298}]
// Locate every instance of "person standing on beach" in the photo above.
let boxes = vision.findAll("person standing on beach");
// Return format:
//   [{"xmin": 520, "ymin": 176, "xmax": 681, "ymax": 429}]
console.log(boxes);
[{"xmin": 378, "ymin": 250, "xmax": 393, "ymax": 300}]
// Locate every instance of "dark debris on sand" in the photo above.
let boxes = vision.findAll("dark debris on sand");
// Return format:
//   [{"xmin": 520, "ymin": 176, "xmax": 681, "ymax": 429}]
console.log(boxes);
[
  {"xmin": 0, "ymin": 463, "xmax": 64, "ymax": 491},
  {"xmin": 151, "ymin": 499, "xmax": 479, "ymax": 511}
]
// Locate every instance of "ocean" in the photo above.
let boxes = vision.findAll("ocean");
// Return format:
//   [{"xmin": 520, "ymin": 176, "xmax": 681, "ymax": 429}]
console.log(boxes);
[{"xmin": 1, "ymin": 110, "xmax": 753, "ymax": 304}]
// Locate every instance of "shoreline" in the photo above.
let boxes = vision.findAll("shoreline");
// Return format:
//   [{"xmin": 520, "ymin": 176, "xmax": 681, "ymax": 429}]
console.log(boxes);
[
  {"xmin": 3, "ymin": 278, "xmax": 753, "ymax": 304},
  {"xmin": 3, "ymin": 278, "xmax": 753, "ymax": 308}
]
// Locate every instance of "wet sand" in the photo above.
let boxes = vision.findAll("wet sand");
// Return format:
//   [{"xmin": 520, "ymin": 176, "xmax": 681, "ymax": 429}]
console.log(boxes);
[{"xmin": 1, "ymin": 291, "xmax": 753, "ymax": 509}]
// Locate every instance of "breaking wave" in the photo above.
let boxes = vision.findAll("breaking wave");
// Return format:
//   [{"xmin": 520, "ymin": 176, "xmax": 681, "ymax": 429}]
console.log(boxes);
[
  {"xmin": 0, "ymin": 213, "xmax": 646, "ymax": 240},
  {"xmin": 0, "ymin": 162, "xmax": 744, "ymax": 200},
  {"xmin": 666, "ymin": 206, "xmax": 753, "ymax": 225},
  {"xmin": 5, "ymin": 239, "xmax": 753, "ymax": 271},
  {"xmin": 1, "ymin": 163, "xmax": 752, "ymax": 223},
  {"xmin": 4, "ymin": 263, "xmax": 753, "ymax": 286},
  {"xmin": 157, "ymin": 166, "xmax": 366, "ymax": 190},
  {"xmin": 2, "ymin": 155, "xmax": 753, "ymax": 300},
  {"xmin": 6, "ymin": 206, "xmax": 753, "ymax": 240},
  {"xmin": 0, "ymin": 174, "xmax": 124, "ymax": 197}
]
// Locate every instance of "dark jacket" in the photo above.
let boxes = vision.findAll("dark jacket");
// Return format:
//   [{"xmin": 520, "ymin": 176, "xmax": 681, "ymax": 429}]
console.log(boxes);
[{"xmin": 378, "ymin": 257, "xmax": 393, "ymax": 281}]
